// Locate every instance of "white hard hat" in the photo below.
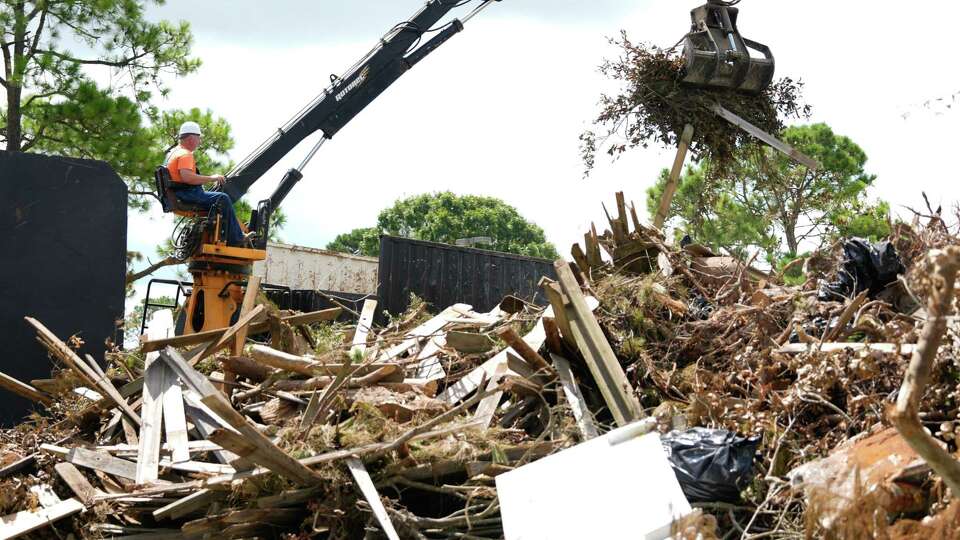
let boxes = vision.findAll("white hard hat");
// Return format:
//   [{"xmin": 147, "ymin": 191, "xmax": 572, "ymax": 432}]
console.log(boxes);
[{"xmin": 178, "ymin": 121, "xmax": 202, "ymax": 138}]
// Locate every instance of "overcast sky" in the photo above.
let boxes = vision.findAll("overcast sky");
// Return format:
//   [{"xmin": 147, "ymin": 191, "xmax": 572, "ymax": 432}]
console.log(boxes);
[{"xmin": 127, "ymin": 0, "xmax": 959, "ymax": 312}]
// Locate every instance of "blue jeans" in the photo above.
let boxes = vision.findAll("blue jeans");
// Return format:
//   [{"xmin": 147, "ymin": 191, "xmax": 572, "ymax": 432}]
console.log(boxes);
[{"xmin": 174, "ymin": 187, "xmax": 244, "ymax": 246}]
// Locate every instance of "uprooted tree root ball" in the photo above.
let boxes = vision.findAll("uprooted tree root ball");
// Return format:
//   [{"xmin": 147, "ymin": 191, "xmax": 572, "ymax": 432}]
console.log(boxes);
[{"xmin": 581, "ymin": 32, "xmax": 811, "ymax": 175}]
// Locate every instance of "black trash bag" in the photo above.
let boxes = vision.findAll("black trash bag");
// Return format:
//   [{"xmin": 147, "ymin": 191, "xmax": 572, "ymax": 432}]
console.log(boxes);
[
  {"xmin": 661, "ymin": 428, "xmax": 760, "ymax": 503},
  {"xmin": 819, "ymin": 238, "xmax": 905, "ymax": 301}
]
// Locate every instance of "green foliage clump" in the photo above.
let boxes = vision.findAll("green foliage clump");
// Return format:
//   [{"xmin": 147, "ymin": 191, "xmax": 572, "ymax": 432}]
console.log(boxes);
[
  {"xmin": 327, "ymin": 192, "xmax": 558, "ymax": 259},
  {"xmin": 647, "ymin": 123, "xmax": 891, "ymax": 270}
]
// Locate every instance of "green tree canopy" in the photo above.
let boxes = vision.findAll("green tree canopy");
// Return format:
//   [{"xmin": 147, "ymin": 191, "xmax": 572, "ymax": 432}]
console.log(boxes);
[
  {"xmin": 0, "ymin": 0, "xmax": 203, "ymax": 209},
  {"xmin": 647, "ymin": 123, "xmax": 890, "ymax": 264},
  {"xmin": 328, "ymin": 192, "xmax": 558, "ymax": 259}
]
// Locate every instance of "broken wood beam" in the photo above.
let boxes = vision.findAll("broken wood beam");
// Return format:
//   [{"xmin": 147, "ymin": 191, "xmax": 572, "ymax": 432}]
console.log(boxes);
[
  {"xmin": 159, "ymin": 348, "xmax": 319, "ymax": 485},
  {"xmin": 554, "ymin": 260, "xmax": 643, "ymax": 426},
  {"xmin": 0, "ymin": 371, "xmax": 53, "ymax": 406},
  {"xmin": 709, "ymin": 102, "xmax": 820, "ymax": 169},
  {"xmin": 139, "ymin": 307, "xmax": 341, "ymax": 353},
  {"xmin": 189, "ymin": 304, "xmax": 266, "ymax": 366},
  {"xmin": 654, "ymin": 124, "xmax": 694, "ymax": 230},
  {"xmin": 496, "ymin": 327, "xmax": 555, "ymax": 376}
]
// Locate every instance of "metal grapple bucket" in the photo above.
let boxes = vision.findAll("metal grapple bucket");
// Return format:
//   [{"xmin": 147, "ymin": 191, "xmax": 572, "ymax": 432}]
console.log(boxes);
[{"xmin": 681, "ymin": 2, "xmax": 774, "ymax": 94}]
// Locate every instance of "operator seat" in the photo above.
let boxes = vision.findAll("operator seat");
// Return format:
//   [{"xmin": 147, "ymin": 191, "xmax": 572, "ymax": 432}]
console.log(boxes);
[{"xmin": 154, "ymin": 166, "xmax": 209, "ymax": 217}]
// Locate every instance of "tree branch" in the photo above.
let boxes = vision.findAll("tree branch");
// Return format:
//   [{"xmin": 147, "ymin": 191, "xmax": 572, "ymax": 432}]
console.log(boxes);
[
  {"xmin": 890, "ymin": 246, "xmax": 960, "ymax": 495},
  {"xmin": 34, "ymin": 47, "xmax": 151, "ymax": 68},
  {"xmin": 126, "ymin": 256, "xmax": 180, "ymax": 285}
]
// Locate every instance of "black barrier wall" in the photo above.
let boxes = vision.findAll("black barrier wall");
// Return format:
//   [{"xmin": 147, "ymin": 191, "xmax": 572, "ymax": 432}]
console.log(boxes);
[
  {"xmin": 376, "ymin": 236, "xmax": 556, "ymax": 318},
  {"xmin": 0, "ymin": 152, "xmax": 127, "ymax": 426}
]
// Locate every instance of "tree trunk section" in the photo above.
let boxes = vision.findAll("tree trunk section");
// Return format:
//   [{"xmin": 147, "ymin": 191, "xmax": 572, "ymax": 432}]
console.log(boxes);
[{"xmin": 6, "ymin": 84, "xmax": 22, "ymax": 151}]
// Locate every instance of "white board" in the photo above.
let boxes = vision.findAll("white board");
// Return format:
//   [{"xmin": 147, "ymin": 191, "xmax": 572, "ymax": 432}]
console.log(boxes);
[{"xmin": 496, "ymin": 422, "xmax": 691, "ymax": 540}]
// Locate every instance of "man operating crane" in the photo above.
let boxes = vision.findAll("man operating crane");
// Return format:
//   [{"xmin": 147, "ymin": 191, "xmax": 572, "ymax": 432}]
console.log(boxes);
[{"xmin": 165, "ymin": 121, "xmax": 248, "ymax": 247}]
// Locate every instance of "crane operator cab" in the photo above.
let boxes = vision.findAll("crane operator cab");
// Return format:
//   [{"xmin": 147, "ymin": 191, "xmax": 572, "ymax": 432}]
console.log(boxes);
[
  {"xmin": 681, "ymin": 0, "xmax": 775, "ymax": 94},
  {"xmin": 152, "ymin": 165, "xmax": 265, "ymax": 335}
]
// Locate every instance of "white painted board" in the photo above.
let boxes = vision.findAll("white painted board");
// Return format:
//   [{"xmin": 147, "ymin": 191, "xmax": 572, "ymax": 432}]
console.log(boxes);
[{"xmin": 496, "ymin": 424, "xmax": 690, "ymax": 540}]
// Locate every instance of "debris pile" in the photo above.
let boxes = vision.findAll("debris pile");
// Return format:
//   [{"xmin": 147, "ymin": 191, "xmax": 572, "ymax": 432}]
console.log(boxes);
[{"xmin": 0, "ymin": 192, "xmax": 958, "ymax": 539}]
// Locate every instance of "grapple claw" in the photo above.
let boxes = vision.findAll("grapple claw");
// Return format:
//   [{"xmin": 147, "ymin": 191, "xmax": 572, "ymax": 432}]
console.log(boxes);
[{"xmin": 681, "ymin": 1, "xmax": 775, "ymax": 94}]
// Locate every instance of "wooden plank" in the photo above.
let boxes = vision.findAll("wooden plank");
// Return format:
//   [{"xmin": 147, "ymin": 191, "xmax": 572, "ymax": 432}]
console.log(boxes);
[
  {"xmin": 160, "ymin": 368, "xmax": 189, "ymax": 464},
  {"xmin": 496, "ymin": 327, "xmax": 554, "ymax": 375},
  {"xmin": 709, "ymin": 103, "xmax": 820, "ymax": 169},
  {"xmin": 222, "ymin": 276, "xmax": 261, "ymax": 395},
  {"xmin": 555, "ymin": 260, "xmax": 642, "ymax": 426},
  {"xmin": 61, "ymin": 447, "xmax": 138, "ymax": 480},
  {"xmin": 654, "ymin": 124, "xmax": 694, "ymax": 229},
  {"xmin": 207, "ymin": 428, "xmax": 307, "ymax": 483},
  {"xmin": 539, "ymin": 278, "xmax": 577, "ymax": 350},
  {"xmin": 160, "ymin": 348, "xmax": 319, "ymax": 485},
  {"xmin": 377, "ymin": 305, "xmax": 467, "ymax": 362},
  {"xmin": 351, "ymin": 299, "xmax": 377, "ymax": 355},
  {"xmin": 82, "ymin": 354, "xmax": 142, "ymax": 427},
  {"xmin": 346, "ymin": 458, "xmax": 400, "ymax": 540},
  {"xmin": 189, "ymin": 304, "xmax": 266, "ymax": 366},
  {"xmin": 0, "ymin": 455, "xmax": 35, "ymax": 479},
  {"xmin": 551, "ymin": 353, "xmax": 599, "ymax": 439},
  {"xmin": 0, "ymin": 497, "xmax": 84, "ymax": 539},
  {"xmin": 140, "ymin": 308, "xmax": 341, "ymax": 353},
  {"xmin": 153, "ymin": 489, "xmax": 224, "ymax": 521},
  {"xmin": 0, "ymin": 371, "xmax": 52, "ymax": 406},
  {"xmin": 778, "ymin": 342, "xmax": 917, "ymax": 354},
  {"xmin": 136, "ymin": 357, "xmax": 166, "ymax": 484},
  {"xmin": 472, "ymin": 362, "xmax": 507, "ymax": 429},
  {"xmin": 54, "ymin": 463, "xmax": 100, "ymax": 505}
]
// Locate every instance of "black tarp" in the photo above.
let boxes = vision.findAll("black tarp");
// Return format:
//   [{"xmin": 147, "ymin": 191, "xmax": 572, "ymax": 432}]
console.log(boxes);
[
  {"xmin": 0, "ymin": 152, "xmax": 127, "ymax": 426},
  {"xmin": 376, "ymin": 236, "xmax": 556, "ymax": 319}
]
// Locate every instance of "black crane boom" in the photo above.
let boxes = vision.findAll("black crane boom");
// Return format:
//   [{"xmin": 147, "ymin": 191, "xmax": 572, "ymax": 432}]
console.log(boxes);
[{"xmin": 222, "ymin": 0, "xmax": 499, "ymax": 241}]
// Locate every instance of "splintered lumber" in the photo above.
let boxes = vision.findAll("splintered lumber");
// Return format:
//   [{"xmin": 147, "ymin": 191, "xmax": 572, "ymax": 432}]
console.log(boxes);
[
  {"xmin": 654, "ymin": 124, "xmax": 694, "ymax": 229},
  {"xmin": 136, "ymin": 357, "xmax": 166, "ymax": 484},
  {"xmin": 0, "ymin": 371, "xmax": 53, "ymax": 406},
  {"xmin": 438, "ymin": 311, "xmax": 549, "ymax": 404},
  {"xmin": 538, "ymin": 278, "xmax": 577, "ymax": 350},
  {"xmin": 709, "ymin": 102, "xmax": 820, "ymax": 170},
  {"xmin": 352, "ymin": 299, "xmax": 377, "ymax": 355},
  {"xmin": 551, "ymin": 353, "xmax": 599, "ymax": 439},
  {"xmin": 554, "ymin": 260, "xmax": 642, "ymax": 426},
  {"xmin": 346, "ymin": 458, "xmax": 401, "ymax": 540},
  {"xmin": 189, "ymin": 304, "xmax": 266, "ymax": 365},
  {"xmin": 0, "ymin": 497, "xmax": 84, "ymax": 539},
  {"xmin": 473, "ymin": 362, "xmax": 508, "ymax": 429},
  {"xmin": 160, "ymin": 371, "xmax": 189, "ymax": 464},
  {"xmin": 24, "ymin": 317, "xmax": 97, "ymax": 389},
  {"xmin": 153, "ymin": 489, "xmax": 224, "ymax": 521},
  {"xmin": 496, "ymin": 327, "xmax": 554, "ymax": 375},
  {"xmin": 41, "ymin": 445, "xmax": 139, "ymax": 481},
  {"xmin": 54, "ymin": 463, "xmax": 100, "ymax": 505},
  {"xmin": 159, "ymin": 348, "xmax": 319, "ymax": 485},
  {"xmin": 140, "ymin": 307, "xmax": 341, "ymax": 353},
  {"xmin": 379, "ymin": 304, "xmax": 469, "ymax": 362}
]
